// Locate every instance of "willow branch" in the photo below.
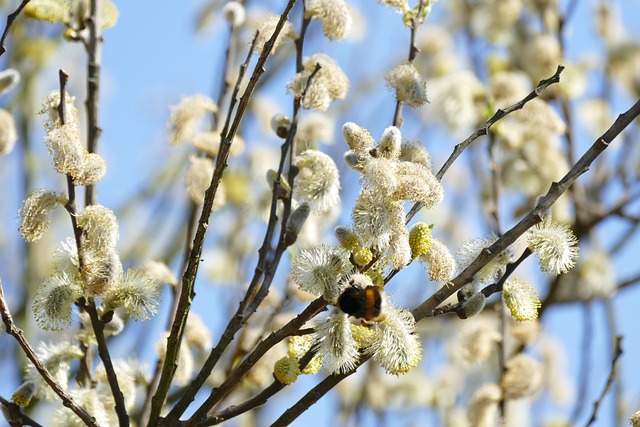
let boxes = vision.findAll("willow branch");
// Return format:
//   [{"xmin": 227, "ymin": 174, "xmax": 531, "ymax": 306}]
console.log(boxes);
[
  {"xmin": 57, "ymin": 70, "xmax": 128, "ymax": 426},
  {"xmin": 391, "ymin": 0, "xmax": 425, "ymax": 127},
  {"xmin": 82, "ymin": 299, "xmax": 129, "ymax": 426},
  {"xmin": 270, "ymin": 357, "xmax": 369, "ymax": 427},
  {"xmin": 139, "ymin": 17, "xmax": 240, "ymax": 427},
  {"xmin": 0, "ymin": 279, "xmax": 100, "ymax": 427},
  {"xmin": 201, "ymin": 382, "xmax": 285, "ymax": 426},
  {"xmin": 184, "ymin": 299, "xmax": 326, "ymax": 426},
  {"xmin": 0, "ymin": 0, "xmax": 30, "ymax": 57},
  {"xmin": 406, "ymin": 65, "xmax": 565, "ymax": 222},
  {"xmin": 56, "ymin": 69, "xmax": 94, "ymax": 387},
  {"xmin": 149, "ymin": 2, "xmax": 298, "ymax": 424},
  {"xmin": 584, "ymin": 336, "xmax": 623, "ymax": 427},
  {"xmin": 0, "ymin": 395, "xmax": 45, "ymax": 427},
  {"xmin": 411, "ymin": 97, "xmax": 640, "ymax": 321},
  {"xmin": 84, "ymin": 0, "xmax": 103, "ymax": 206},
  {"xmin": 154, "ymin": 33, "xmax": 263, "ymax": 426},
  {"xmin": 179, "ymin": 46, "xmax": 324, "ymax": 427},
  {"xmin": 200, "ymin": 346, "xmax": 319, "ymax": 426}
]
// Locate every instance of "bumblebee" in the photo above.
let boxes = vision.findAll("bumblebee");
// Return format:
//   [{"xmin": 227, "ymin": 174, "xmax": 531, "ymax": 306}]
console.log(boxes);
[{"xmin": 337, "ymin": 285, "xmax": 386, "ymax": 322}]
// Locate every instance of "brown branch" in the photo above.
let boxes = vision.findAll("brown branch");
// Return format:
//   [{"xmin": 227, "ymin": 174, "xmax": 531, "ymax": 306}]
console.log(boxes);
[
  {"xmin": 0, "ymin": 279, "xmax": 100, "ymax": 427},
  {"xmin": 178, "ymin": 32, "xmax": 325, "ymax": 427},
  {"xmin": 392, "ymin": 0, "xmax": 426, "ymax": 128},
  {"xmin": 57, "ymin": 70, "xmax": 128, "ymax": 426},
  {"xmin": 429, "ymin": 249, "xmax": 532, "ymax": 318},
  {"xmin": 0, "ymin": 0, "xmax": 30, "ymax": 57},
  {"xmin": 183, "ymin": 299, "xmax": 326, "ymax": 426},
  {"xmin": 406, "ymin": 65, "xmax": 565, "ymax": 223},
  {"xmin": 84, "ymin": 0, "xmax": 103, "ymax": 206},
  {"xmin": 149, "ymin": 2, "xmax": 299, "ymax": 424},
  {"xmin": 139, "ymin": 16, "xmax": 241, "ymax": 425},
  {"xmin": 411, "ymin": 97, "xmax": 640, "ymax": 322},
  {"xmin": 0, "ymin": 395, "xmax": 45, "ymax": 427},
  {"xmin": 82, "ymin": 299, "xmax": 129, "ymax": 426},
  {"xmin": 199, "ymin": 345, "xmax": 319, "ymax": 426},
  {"xmin": 258, "ymin": 96, "xmax": 640, "ymax": 427},
  {"xmin": 584, "ymin": 336, "xmax": 623, "ymax": 427},
  {"xmin": 57, "ymin": 69, "xmax": 93, "ymax": 388},
  {"xmin": 203, "ymin": 382, "xmax": 285, "ymax": 426},
  {"xmin": 153, "ymin": 33, "xmax": 264, "ymax": 427},
  {"xmin": 270, "ymin": 358, "xmax": 370, "ymax": 427}
]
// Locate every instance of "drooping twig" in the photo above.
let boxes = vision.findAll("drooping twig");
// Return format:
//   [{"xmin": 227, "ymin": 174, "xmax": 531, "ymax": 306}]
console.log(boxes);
[
  {"xmin": 584, "ymin": 336, "xmax": 623, "ymax": 427},
  {"xmin": 0, "ymin": 0, "xmax": 30, "ymax": 57},
  {"xmin": 0, "ymin": 395, "xmax": 45, "ymax": 427},
  {"xmin": 149, "ymin": 2, "xmax": 299, "ymax": 424},
  {"xmin": 0, "ymin": 279, "xmax": 100, "ymax": 427},
  {"xmin": 406, "ymin": 65, "xmax": 565, "ymax": 223}
]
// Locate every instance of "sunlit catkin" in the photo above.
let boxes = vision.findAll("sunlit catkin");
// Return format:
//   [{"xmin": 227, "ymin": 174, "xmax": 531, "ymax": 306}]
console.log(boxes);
[
  {"xmin": 306, "ymin": 0, "xmax": 352, "ymax": 41},
  {"xmin": 385, "ymin": 63, "xmax": 429, "ymax": 108},
  {"xmin": 18, "ymin": 189, "xmax": 61, "ymax": 242},
  {"xmin": 294, "ymin": 150, "xmax": 341, "ymax": 213}
]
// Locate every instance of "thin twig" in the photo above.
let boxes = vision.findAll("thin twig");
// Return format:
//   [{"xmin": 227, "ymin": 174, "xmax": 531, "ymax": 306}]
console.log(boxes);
[
  {"xmin": 153, "ymin": 33, "xmax": 264, "ymax": 427},
  {"xmin": 200, "ymin": 346, "xmax": 319, "ymax": 426},
  {"xmin": 182, "ymin": 62, "xmax": 324, "ymax": 427},
  {"xmin": 429, "ymin": 249, "xmax": 531, "ymax": 318},
  {"xmin": 270, "ymin": 357, "xmax": 371, "ymax": 427},
  {"xmin": 617, "ymin": 274, "xmax": 640, "ymax": 291},
  {"xmin": 209, "ymin": 382, "xmax": 286, "ymax": 426},
  {"xmin": 584, "ymin": 336, "xmax": 623, "ymax": 427},
  {"xmin": 571, "ymin": 302, "xmax": 593, "ymax": 424},
  {"xmin": 82, "ymin": 299, "xmax": 130, "ymax": 426},
  {"xmin": 391, "ymin": 0, "xmax": 426, "ymax": 127},
  {"xmin": 406, "ymin": 65, "xmax": 565, "ymax": 223},
  {"xmin": 149, "ymin": 2, "xmax": 298, "ymax": 424},
  {"xmin": 0, "ymin": 395, "xmax": 45, "ymax": 427},
  {"xmin": 184, "ymin": 299, "xmax": 327, "ymax": 426},
  {"xmin": 58, "ymin": 70, "xmax": 129, "ymax": 426},
  {"xmin": 58, "ymin": 69, "xmax": 93, "ymax": 387},
  {"xmin": 139, "ymin": 16, "xmax": 241, "ymax": 426},
  {"xmin": 0, "ymin": 279, "xmax": 100, "ymax": 427},
  {"xmin": 0, "ymin": 0, "xmax": 30, "ymax": 57},
  {"xmin": 411, "ymin": 97, "xmax": 640, "ymax": 322},
  {"xmin": 604, "ymin": 299, "xmax": 623, "ymax": 427},
  {"xmin": 84, "ymin": 0, "xmax": 103, "ymax": 206},
  {"xmin": 265, "ymin": 97, "xmax": 640, "ymax": 426}
]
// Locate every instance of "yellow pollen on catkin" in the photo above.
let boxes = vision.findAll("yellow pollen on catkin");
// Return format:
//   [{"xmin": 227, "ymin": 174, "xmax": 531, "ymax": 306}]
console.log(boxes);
[
  {"xmin": 353, "ymin": 248, "xmax": 373, "ymax": 266},
  {"xmin": 273, "ymin": 356, "xmax": 301, "ymax": 385},
  {"xmin": 409, "ymin": 222, "xmax": 433, "ymax": 258}
]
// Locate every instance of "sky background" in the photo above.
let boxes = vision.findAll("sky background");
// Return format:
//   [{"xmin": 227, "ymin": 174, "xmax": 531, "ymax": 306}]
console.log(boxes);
[{"xmin": 1, "ymin": 0, "xmax": 640, "ymax": 426}]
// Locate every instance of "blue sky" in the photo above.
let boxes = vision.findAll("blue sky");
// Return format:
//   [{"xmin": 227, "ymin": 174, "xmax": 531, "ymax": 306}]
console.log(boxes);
[{"xmin": 2, "ymin": 0, "xmax": 640, "ymax": 425}]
